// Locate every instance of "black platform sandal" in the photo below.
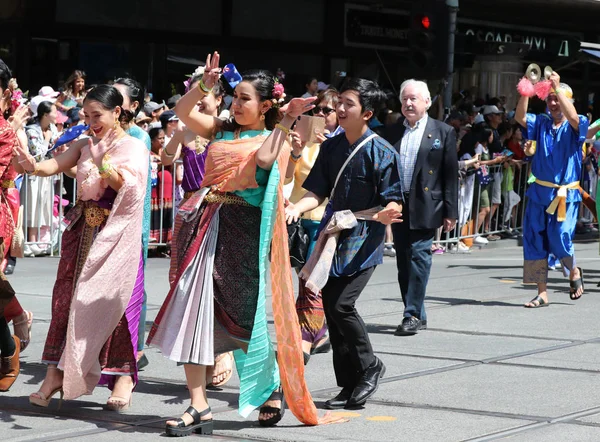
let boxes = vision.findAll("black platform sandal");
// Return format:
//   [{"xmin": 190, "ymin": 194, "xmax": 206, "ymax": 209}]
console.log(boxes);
[
  {"xmin": 165, "ymin": 406, "xmax": 213, "ymax": 437},
  {"xmin": 258, "ymin": 387, "xmax": 286, "ymax": 427}
]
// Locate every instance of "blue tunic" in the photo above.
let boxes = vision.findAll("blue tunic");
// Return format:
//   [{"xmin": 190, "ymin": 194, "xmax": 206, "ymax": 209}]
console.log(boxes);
[
  {"xmin": 303, "ymin": 129, "xmax": 403, "ymax": 277},
  {"xmin": 521, "ymin": 113, "xmax": 589, "ymax": 282},
  {"xmin": 525, "ymin": 113, "xmax": 589, "ymax": 205}
]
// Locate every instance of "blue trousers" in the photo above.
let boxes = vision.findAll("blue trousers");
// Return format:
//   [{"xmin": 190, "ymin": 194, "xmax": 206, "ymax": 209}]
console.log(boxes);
[
  {"xmin": 523, "ymin": 200, "xmax": 578, "ymax": 284},
  {"xmin": 392, "ymin": 204, "xmax": 434, "ymax": 321}
]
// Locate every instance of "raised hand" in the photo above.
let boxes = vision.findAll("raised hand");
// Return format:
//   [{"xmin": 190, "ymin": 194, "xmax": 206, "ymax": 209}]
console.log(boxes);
[
  {"xmin": 89, "ymin": 128, "xmax": 119, "ymax": 167},
  {"xmin": 9, "ymin": 104, "xmax": 30, "ymax": 132},
  {"xmin": 202, "ymin": 51, "xmax": 221, "ymax": 90},
  {"xmin": 281, "ymin": 96, "xmax": 317, "ymax": 119},
  {"xmin": 549, "ymin": 71, "xmax": 560, "ymax": 91}
]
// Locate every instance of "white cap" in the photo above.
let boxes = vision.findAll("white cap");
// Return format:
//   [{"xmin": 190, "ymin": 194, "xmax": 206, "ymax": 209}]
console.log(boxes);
[
  {"xmin": 473, "ymin": 114, "xmax": 485, "ymax": 125},
  {"xmin": 30, "ymin": 95, "xmax": 56, "ymax": 117},
  {"xmin": 38, "ymin": 86, "xmax": 60, "ymax": 98},
  {"xmin": 482, "ymin": 105, "xmax": 504, "ymax": 116}
]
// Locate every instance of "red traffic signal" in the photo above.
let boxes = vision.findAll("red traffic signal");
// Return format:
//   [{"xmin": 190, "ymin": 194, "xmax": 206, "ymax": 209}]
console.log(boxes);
[{"xmin": 413, "ymin": 14, "xmax": 431, "ymax": 30}]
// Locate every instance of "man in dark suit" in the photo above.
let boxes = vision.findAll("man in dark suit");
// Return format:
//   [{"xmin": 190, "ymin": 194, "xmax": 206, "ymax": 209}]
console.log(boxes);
[{"xmin": 384, "ymin": 79, "xmax": 458, "ymax": 336}]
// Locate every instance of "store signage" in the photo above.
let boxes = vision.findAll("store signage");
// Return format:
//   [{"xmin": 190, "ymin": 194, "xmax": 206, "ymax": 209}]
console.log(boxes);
[
  {"xmin": 459, "ymin": 23, "xmax": 580, "ymax": 59},
  {"xmin": 344, "ymin": 4, "xmax": 411, "ymax": 51}
]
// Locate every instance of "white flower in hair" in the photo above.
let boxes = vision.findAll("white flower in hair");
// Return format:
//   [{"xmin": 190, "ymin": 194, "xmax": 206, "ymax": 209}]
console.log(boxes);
[{"xmin": 192, "ymin": 66, "xmax": 206, "ymax": 78}]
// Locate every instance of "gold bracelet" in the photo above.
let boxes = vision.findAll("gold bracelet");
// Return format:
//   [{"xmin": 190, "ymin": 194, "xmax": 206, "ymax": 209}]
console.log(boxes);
[
  {"xmin": 163, "ymin": 148, "xmax": 175, "ymax": 158},
  {"xmin": 275, "ymin": 123, "xmax": 290, "ymax": 135},
  {"xmin": 27, "ymin": 163, "xmax": 39, "ymax": 176},
  {"xmin": 198, "ymin": 79, "xmax": 212, "ymax": 94},
  {"xmin": 98, "ymin": 163, "xmax": 113, "ymax": 179}
]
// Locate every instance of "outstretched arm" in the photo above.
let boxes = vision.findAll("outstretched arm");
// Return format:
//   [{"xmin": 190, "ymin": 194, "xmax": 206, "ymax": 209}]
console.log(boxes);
[{"xmin": 13, "ymin": 138, "xmax": 84, "ymax": 177}]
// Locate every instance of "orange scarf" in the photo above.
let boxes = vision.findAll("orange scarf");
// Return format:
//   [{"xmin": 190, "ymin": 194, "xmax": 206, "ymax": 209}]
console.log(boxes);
[{"xmin": 203, "ymin": 136, "xmax": 341, "ymax": 425}]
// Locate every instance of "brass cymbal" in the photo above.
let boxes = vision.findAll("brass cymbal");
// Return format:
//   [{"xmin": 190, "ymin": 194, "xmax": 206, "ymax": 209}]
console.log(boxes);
[
  {"xmin": 526, "ymin": 63, "xmax": 542, "ymax": 84},
  {"xmin": 544, "ymin": 66, "xmax": 553, "ymax": 80}
]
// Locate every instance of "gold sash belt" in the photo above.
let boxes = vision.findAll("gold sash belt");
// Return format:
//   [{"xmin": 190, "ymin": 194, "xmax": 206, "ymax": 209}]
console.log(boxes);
[
  {"xmin": 1, "ymin": 180, "xmax": 15, "ymax": 189},
  {"xmin": 534, "ymin": 179, "xmax": 580, "ymax": 222},
  {"xmin": 205, "ymin": 191, "xmax": 251, "ymax": 207}
]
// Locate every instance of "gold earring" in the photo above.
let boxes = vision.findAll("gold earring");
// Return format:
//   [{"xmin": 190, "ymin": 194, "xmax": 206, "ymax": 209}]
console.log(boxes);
[
  {"xmin": 114, "ymin": 119, "xmax": 119, "ymax": 129},
  {"xmin": 260, "ymin": 114, "xmax": 265, "ymax": 121}
]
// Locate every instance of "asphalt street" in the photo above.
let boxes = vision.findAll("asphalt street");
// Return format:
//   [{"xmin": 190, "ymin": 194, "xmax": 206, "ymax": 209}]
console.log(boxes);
[{"xmin": 2, "ymin": 237, "xmax": 600, "ymax": 441}]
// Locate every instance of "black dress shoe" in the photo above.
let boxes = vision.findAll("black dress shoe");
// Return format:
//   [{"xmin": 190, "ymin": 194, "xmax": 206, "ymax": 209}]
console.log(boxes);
[
  {"xmin": 4, "ymin": 264, "xmax": 14, "ymax": 275},
  {"xmin": 394, "ymin": 316, "xmax": 422, "ymax": 336},
  {"xmin": 421, "ymin": 320, "xmax": 427, "ymax": 330},
  {"xmin": 324, "ymin": 386, "xmax": 354, "ymax": 409},
  {"xmin": 137, "ymin": 353, "xmax": 149, "ymax": 370},
  {"xmin": 346, "ymin": 357, "xmax": 386, "ymax": 409}
]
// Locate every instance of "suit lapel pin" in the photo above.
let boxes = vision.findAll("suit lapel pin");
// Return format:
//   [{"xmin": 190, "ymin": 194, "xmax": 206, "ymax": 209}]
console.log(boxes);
[{"xmin": 428, "ymin": 134, "xmax": 432, "ymax": 138}]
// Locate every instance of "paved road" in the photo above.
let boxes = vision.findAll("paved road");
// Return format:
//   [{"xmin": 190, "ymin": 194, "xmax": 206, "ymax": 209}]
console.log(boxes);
[{"xmin": 3, "ymin": 238, "xmax": 600, "ymax": 441}]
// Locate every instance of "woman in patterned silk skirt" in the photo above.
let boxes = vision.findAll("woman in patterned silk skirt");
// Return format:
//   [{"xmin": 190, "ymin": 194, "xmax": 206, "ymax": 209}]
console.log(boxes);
[
  {"xmin": 147, "ymin": 52, "xmax": 336, "ymax": 437},
  {"xmin": 14, "ymin": 85, "xmax": 148, "ymax": 411}
]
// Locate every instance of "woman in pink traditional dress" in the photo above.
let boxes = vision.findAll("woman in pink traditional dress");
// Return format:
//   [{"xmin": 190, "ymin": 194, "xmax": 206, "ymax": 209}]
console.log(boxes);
[{"xmin": 13, "ymin": 85, "xmax": 149, "ymax": 411}]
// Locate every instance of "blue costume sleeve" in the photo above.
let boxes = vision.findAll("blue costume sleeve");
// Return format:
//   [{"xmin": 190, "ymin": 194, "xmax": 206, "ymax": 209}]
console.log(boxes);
[
  {"xmin": 525, "ymin": 113, "xmax": 539, "ymax": 141},
  {"xmin": 576, "ymin": 115, "xmax": 590, "ymax": 147}
]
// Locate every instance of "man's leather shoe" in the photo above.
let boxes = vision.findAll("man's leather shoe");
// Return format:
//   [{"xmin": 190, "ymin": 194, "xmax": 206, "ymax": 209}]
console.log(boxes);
[
  {"xmin": 394, "ymin": 316, "xmax": 423, "ymax": 336},
  {"xmin": 324, "ymin": 386, "xmax": 354, "ymax": 409},
  {"xmin": 345, "ymin": 357, "xmax": 386, "ymax": 408},
  {"xmin": 4, "ymin": 264, "xmax": 14, "ymax": 275},
  {"xmin": 421, "ymin": 320, "xmax": 427, "ymax": 330}
]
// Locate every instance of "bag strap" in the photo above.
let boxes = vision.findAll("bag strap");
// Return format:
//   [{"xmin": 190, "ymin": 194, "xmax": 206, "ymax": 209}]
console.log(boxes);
[{"xmin": 330, "ymin": 133, "xmax": 377, "ymax": 200}]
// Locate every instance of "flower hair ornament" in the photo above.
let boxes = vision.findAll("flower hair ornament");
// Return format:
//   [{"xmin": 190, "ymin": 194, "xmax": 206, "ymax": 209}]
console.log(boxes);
[
  {"xmin": 183, "ymin": 65, "xmax": 206, "ymax": 93},
  {"xmin": 271, "ymin": 79, "xmax": 286, "ymax": 109},
  {"xmin": 8, "ymin": 78, "xmax": 26, "ymax": 115}
]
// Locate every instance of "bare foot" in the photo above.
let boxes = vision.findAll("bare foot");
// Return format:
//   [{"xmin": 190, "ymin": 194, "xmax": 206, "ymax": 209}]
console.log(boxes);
[
  {"xmin": 31, "ymin": 365, "xmax": 63, "ymax": 400},
  {"xmin": 107, "ymin": 375, "xmax": 134, "ymax": 409},
  {"xmin": 569, "ymin": 268, "xmax": 584, "ymax": 299},
  {"xmin": 301, "ymin": 340, "xmax": 312, "ymax": 355},
  {"xmin": 524, "ymin": 292, "xmax": 549, "ymax": 307},
  {"xmin": 206, "ymin": 352, "xmax": 233, "ymax": 387}
]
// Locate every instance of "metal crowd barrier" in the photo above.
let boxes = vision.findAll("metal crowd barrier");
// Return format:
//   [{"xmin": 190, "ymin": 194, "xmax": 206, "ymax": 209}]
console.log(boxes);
[
  {"xmin": 17, "ymin": 157, "xmax": 592, "ymax": 257},
  {"xmin": 18, "ymin": 160, "xmax": 184, "ymax": 257},
  {"xmin": 434, "ymin": 162, "xmax": 531, "ymax": 250}
]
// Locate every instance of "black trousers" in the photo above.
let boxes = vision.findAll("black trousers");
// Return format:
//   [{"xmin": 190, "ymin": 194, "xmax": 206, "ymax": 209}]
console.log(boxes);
[{"xmin": 322, "ymin": 266, "xmax": 376, "ymax": 389}]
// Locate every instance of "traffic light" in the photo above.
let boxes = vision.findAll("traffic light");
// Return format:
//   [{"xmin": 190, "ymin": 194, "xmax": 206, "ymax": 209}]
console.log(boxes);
[
  {"xmin": 409, "ymin": 12, "xmax": 435, "ymax": 70},
  {"xmin": 408, "ymin": 2, "xmax": 449, "ymax": 77}
]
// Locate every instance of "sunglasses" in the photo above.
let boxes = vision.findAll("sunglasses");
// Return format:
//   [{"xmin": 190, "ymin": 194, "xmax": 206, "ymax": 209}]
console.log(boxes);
[{"xmin": 312, "ymin": 106, "xmax": 335, "ymax": 116}]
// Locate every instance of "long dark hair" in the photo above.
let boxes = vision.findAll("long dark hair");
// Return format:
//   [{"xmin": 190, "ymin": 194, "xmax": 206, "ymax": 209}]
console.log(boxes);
[
  {"xmin": 36, "ymin": 100, "xmax": 54, "ymax": 121},
  {"xmin": 479, "ymin": 127, "xmax": 493, "ymax": 146},
  {"xmin": 84, "ymin": 85, "xmax": 123, "ymax": 117},
  {"xmin": 114, "ymin": 77, "xmax": 145, "ymax": 118},
  {"xmin": 0, "ymin": 58, "xmax": 12, "ymax": 120},
  {"xmin": 221, "ymin": 69, "xmax": 279, "ymax": 132},
  {"xmin": 65, "ymin": 70, "xmax": 86, "ymax": 97}
]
